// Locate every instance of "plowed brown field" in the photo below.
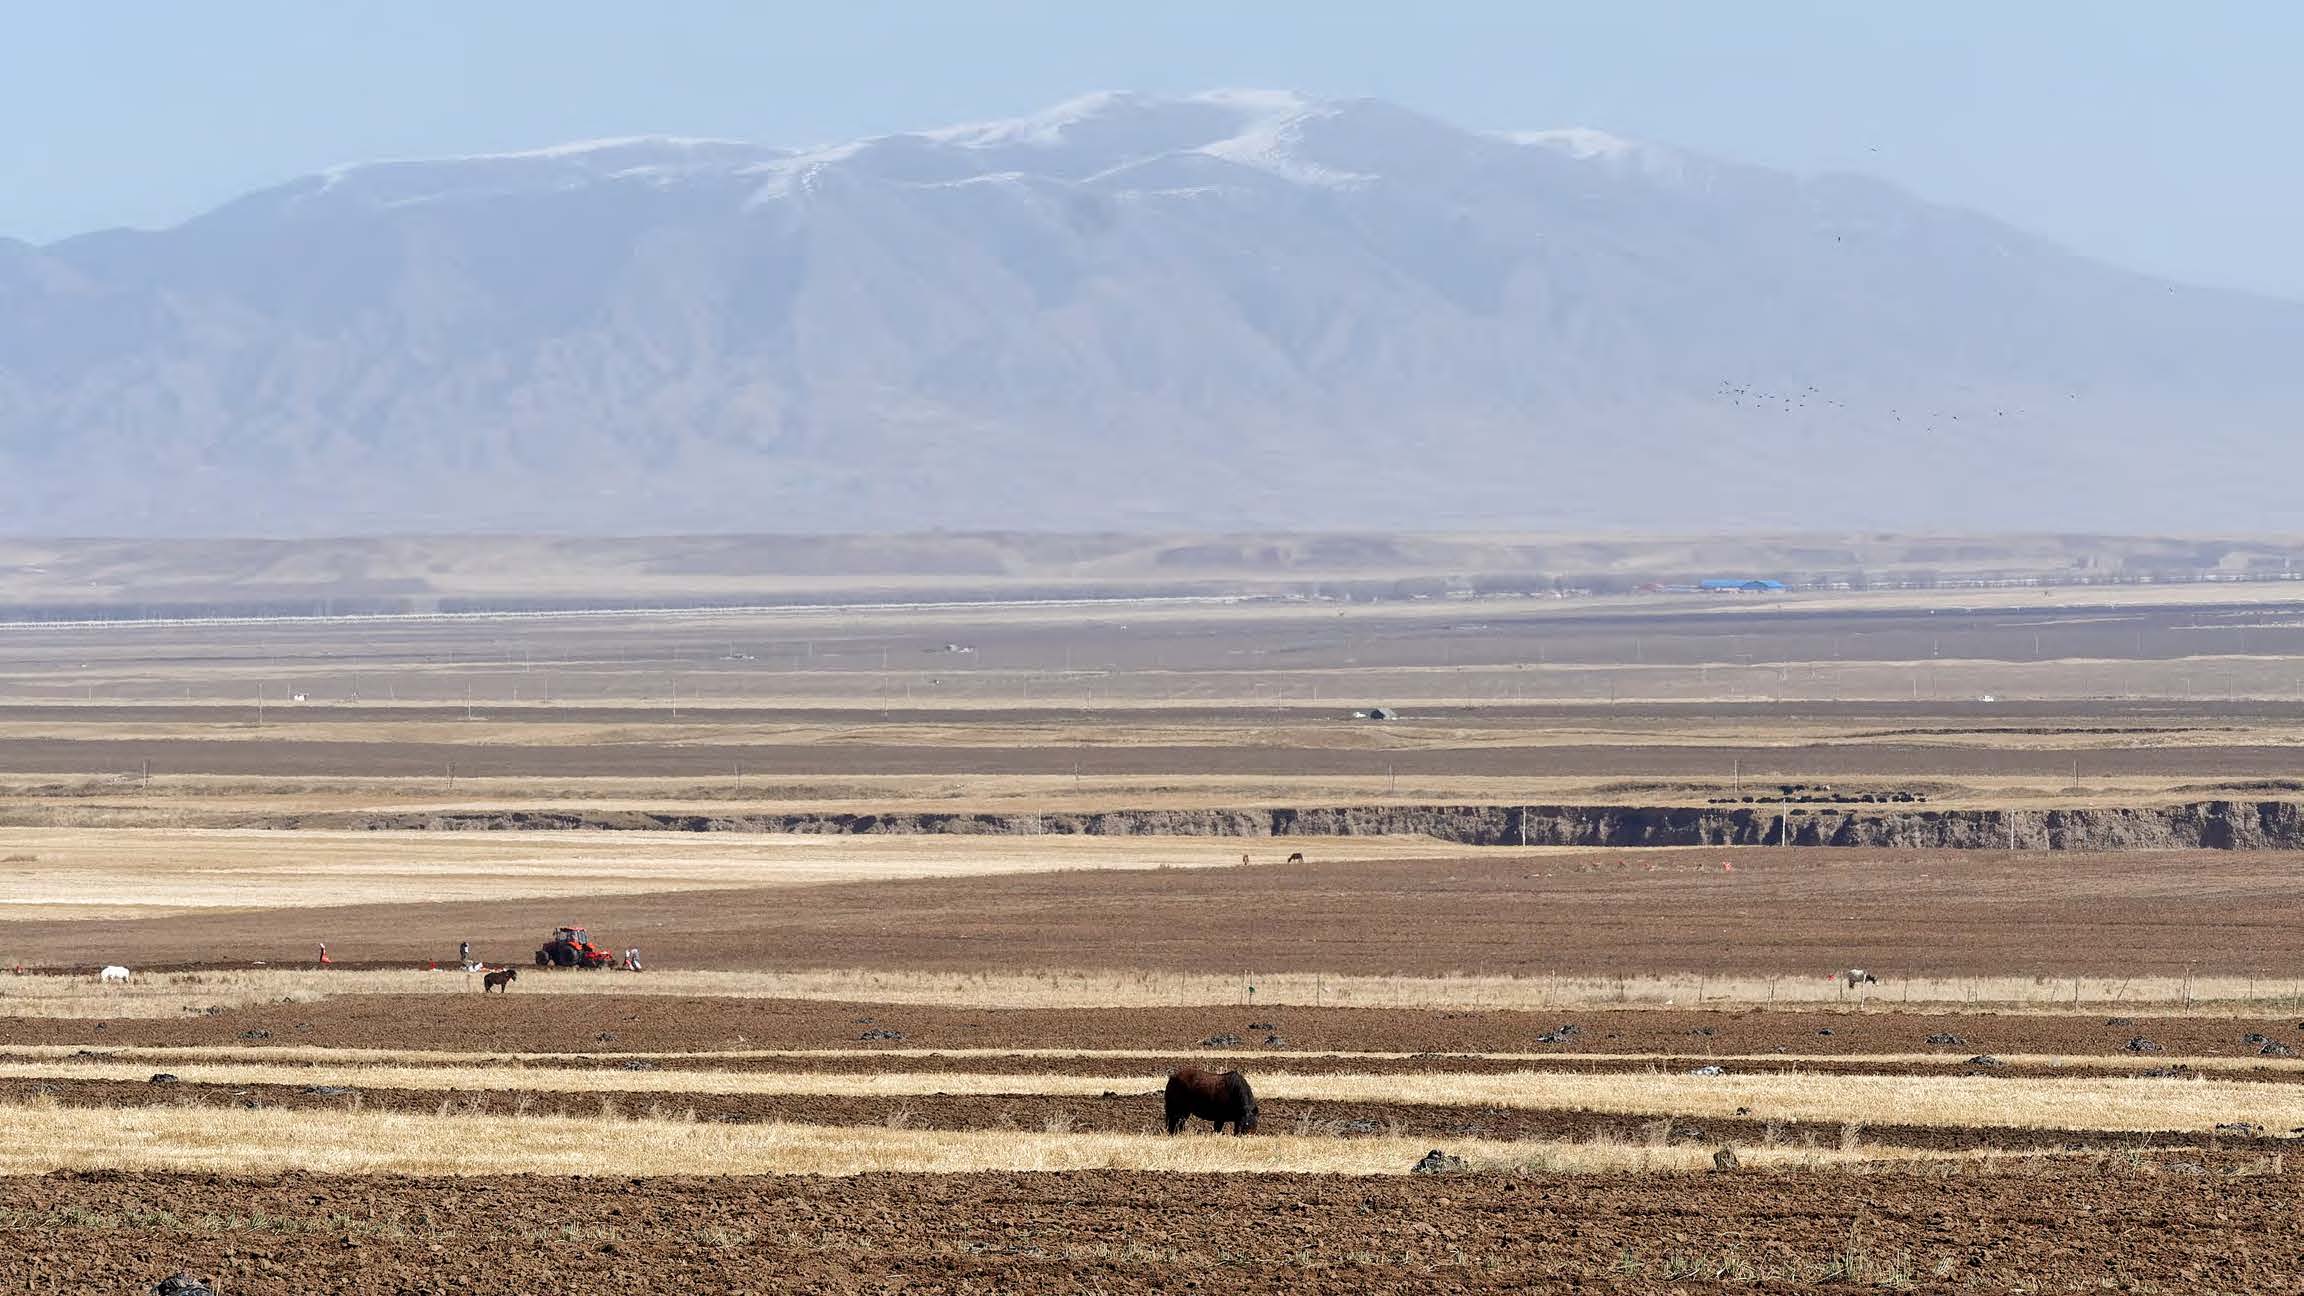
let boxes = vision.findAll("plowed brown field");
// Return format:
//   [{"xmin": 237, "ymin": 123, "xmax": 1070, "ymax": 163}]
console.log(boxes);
[
  {"xmin": 6, "ymin": 996, "xmax": 2304, "ymax": 1059},
  {"xmin": 18, "ymin": 846, "xmax": 2304, "ymax": 976},
  {"xmin": 17, "ymin": 1164, "xmax": 2303, "ymax": 1294}
]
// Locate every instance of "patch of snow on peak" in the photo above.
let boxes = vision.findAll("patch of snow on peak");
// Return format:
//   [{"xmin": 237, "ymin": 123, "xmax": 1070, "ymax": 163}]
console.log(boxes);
[
  {"xmin": 1512, "ymin": 128, "xmax": 1644, "ymax": 160},
  {"xmin": 444, "ymin": 135, "xmax": 769, "ymax": 164},
  {"xmin": 1510, "ymin": 128, "xmax": 1701, "ymax": 184},
  {"xmin": 925, "ymin": 89, "xmax": 1313, "ymax": 153},
  {"xmin": 291, "ymin": 135, "xmax": 789, "ymax": 214},
  {"xmin": 1198, "ymin": 103, "xmax": 1374, "ymax": 189}
]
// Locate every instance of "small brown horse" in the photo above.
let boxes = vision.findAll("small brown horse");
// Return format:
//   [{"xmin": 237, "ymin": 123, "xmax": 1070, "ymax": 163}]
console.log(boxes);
[
  {"xmin": 1165, "ymin": 1067, "xmax": 1258, "ymax": 1135},
  {"xmin": 483, "ymin": 968, "xmax": 518, "ymax": 993},
  {"xmin": 1285, "ymin": 851, "xmax": 1305, "ymax": 864}
]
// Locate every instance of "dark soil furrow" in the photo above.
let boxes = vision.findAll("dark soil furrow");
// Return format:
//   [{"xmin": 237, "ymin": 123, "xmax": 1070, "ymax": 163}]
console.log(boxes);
[{"xmin": 10, "ymin": 1164, "xmax": 2302, "ymax": 1294}]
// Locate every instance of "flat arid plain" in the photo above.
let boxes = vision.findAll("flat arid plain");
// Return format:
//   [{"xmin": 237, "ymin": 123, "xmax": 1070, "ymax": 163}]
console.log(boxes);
[{"xmin": 10, "ymin": 555, "xmax": 2304, "ymax": 1292}]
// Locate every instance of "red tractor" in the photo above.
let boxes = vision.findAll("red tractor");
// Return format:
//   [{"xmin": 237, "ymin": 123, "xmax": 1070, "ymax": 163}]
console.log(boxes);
[{"xmin": 535, "ymin": 925, "xmax": 617, "ymax": 969}]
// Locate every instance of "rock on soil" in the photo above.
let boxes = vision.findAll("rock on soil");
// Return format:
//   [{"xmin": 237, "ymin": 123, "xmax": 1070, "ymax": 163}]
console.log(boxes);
[
  {"xmin": 152, "ymin": 1276, "xmax": 215, "ymax": 1296},
  {"xmin": 2126, "ymin": 1037, "xmax": 2163, "ymax": 1053},
  {"xmin": 1924, "ymin": 1033, "xmax": 1965, "ymax": 1046},
  {"xmin": 1411, "ymin": 1150, "xmax": 1467, "ymax": 1175},
  {"xmin": 1200, "ymin": 1034, "xmax": 1241, "ymax": 1047}
]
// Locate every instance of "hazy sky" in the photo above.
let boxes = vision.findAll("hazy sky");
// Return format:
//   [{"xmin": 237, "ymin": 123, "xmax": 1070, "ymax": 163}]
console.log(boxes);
[{"xmin": 5, "ymin": 1, "xmax": 2298, "ymax": 299}]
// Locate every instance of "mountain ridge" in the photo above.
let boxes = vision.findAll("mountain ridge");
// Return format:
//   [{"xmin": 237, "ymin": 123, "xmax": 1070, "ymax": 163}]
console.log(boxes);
[{"xmin": 2, "ymin": 90, "xmax": 2299, "ymax": 537}]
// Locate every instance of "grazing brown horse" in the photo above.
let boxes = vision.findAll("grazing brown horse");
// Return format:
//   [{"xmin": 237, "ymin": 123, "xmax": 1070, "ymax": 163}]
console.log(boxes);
[
  {"xmin": 483, "ymin": 968, "xmax": 518, "ymax": 993},
  {"xmin": 1165, "ymin": 1067, "xmax": 1258, "ymax": 1135},
  {"xmin": 1285, "ymin": 851, "xmax": 1305, "ymax": 864}
]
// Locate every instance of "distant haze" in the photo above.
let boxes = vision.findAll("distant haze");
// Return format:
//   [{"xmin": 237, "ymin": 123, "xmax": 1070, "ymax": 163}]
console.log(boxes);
[{"xmin": 3, "ymin": 91, "xmax": 2302, "ymax": 536}]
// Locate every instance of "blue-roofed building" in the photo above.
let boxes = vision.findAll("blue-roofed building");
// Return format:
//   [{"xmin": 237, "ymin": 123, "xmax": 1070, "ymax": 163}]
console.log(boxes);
[{"xmin": 1698, "ymin": 578, "xmax": 1787, "ymax": 592}]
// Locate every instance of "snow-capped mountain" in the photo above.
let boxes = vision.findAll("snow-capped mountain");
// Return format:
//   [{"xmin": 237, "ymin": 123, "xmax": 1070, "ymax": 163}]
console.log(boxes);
[{"xmin": 2, "ymin": 91, "xmax": 2299, "ymax": 535}]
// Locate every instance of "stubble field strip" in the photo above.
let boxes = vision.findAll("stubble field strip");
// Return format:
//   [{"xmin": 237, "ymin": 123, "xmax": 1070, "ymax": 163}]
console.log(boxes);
[
  {"xmin": 0, "ymin": 830, "xmax": 1483, "ymax": 920},
  {"xmin": 0, "ymin": 1101, "xmax": 1962, "ymax": 1177},
  {"xmin": 9, "ymin": 1060, "xmax": 2303, "ymax": 1133},
  {"xmin": 10, "ymin": 966, "xmax": 2304, "ymax": 1017}
]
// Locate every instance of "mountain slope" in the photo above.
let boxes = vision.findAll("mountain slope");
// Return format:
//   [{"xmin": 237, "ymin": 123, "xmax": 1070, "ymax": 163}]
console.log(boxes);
[{"xmin": 2, "ymin": 91, "xmax": 2299, "ymax": 536}]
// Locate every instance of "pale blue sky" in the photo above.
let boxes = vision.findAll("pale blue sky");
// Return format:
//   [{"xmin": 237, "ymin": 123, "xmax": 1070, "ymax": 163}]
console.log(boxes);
[{"xmin": 4, "ymin": 1, "xmax": 2298, "ymax": 298}]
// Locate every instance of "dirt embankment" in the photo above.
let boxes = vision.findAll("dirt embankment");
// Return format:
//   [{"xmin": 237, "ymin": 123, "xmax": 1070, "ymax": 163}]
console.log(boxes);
[
  {"xmin": 14, "ymin": 1164, "xmax": 2304, "ymax": 1294},
  {"xmin": 269, "ymin": 798, "xmax": 2304, "ymax": 851}
]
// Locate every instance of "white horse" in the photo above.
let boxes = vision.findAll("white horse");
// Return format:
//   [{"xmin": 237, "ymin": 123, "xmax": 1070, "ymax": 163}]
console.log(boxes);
[
  {"xmin": 98, "ymin": 965, "xmax": 131, "ymax": 984},
  {"xmin": 1841, "ymin": 968, "xmax": 1879, "ymax": 989}
]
